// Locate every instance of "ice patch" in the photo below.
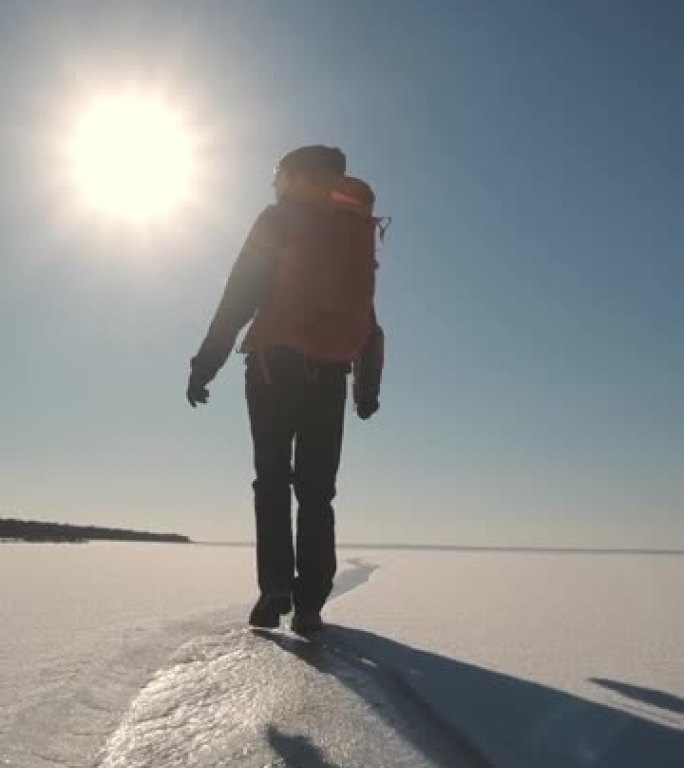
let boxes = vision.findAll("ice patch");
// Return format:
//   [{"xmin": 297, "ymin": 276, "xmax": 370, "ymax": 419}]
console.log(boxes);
[{"xmin": 96, "ymin": 625, "xmax": 482, "ymax": 768}]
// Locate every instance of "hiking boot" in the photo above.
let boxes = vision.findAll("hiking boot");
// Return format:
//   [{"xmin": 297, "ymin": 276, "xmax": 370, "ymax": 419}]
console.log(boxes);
[
  {"xmin": 248, "ymin": 592, "xmax": 292, "ymax": 629},
  {"xmin": 290, "ymin": 609, "xmax": 324, "ymax": 636}
]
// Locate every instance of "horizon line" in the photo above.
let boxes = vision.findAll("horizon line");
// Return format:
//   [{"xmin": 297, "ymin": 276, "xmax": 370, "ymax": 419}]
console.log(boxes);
[{"xmin": 192, "ymin": 541, "xmax": 684, "ymax": 555}]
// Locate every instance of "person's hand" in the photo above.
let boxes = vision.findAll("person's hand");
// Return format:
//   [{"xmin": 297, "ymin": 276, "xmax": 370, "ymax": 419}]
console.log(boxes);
[
  {"xmin": 356, "ymin": 399, "xmax": 379, "ymax": 420},
  {"xmin": 187, "ymin": 374, "xmax": 210, "ymax": 408}
]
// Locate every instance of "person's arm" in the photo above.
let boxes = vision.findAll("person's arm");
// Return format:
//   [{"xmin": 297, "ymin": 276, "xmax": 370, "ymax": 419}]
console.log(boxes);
[
  {"xmin": 353, "ymin": 308, "xmax": 384, "ymax": 420},
  {"xmin": 187, "ymin": 206, "xmax": 280, "ymax": 405}
]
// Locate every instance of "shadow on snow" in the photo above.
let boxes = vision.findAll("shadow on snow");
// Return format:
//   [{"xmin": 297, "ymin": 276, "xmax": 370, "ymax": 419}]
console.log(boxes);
[
  {"xmin": 257, "ymin": 625, "xmax": 682, "ymax": 768},
  {"xmin": 267, "ymin": 725, "xmax": 342, "ymax": 768},
  {"xmin": 590, "ymin": 678, "xmax": 684, "ymax": 717}
]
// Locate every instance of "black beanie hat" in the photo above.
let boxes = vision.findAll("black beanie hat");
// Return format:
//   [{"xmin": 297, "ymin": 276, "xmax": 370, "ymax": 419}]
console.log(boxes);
[{"xmin": 277, "ymin": 145, "xmax": 346, "ymax": 177}]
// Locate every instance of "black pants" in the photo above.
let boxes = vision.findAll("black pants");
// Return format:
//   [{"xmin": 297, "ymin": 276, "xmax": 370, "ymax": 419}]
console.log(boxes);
[{"xmin": 245, "ymin": 346, "xmax": 348, "ymax": 612}]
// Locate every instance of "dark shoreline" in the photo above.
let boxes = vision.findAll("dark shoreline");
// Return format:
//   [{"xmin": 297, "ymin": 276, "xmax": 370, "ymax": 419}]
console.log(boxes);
[{"xmin": 0, "ymin": 518, "xmax": 191, "ymax": 544}]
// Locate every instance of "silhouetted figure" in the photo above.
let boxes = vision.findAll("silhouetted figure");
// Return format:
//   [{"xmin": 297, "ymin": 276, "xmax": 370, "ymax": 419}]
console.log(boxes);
[{"xmin": 187, "ymin": 146, "xmax": 385, "ymax": 634}]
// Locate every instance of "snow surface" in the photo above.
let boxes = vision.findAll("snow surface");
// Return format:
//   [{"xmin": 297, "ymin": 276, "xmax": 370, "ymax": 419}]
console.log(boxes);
[{"xmin": 0, "ymin": 543, "xmax": 682, "ymax": 767}]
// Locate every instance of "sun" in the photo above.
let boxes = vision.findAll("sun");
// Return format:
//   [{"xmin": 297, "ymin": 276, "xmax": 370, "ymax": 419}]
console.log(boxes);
[{"xmin": 66, "ymin": 92, "xmax": 197, "ymax": 223}]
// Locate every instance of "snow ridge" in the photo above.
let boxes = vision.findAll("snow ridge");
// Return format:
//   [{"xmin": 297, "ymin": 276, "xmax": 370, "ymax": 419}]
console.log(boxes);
[
  {"xmin": 96, "ymin": 560, "xmax": 490, "ymax": 768},
  {"xmin": 96, "ymin": 623, "xmax": 489, "ymax": 768}
]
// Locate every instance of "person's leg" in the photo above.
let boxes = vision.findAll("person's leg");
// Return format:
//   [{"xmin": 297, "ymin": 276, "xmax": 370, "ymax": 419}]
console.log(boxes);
[
  {"xmin": 245, "ymin": 352, "xmax": 297, "ymax": 599},
  {"xmin": 292, "ymin": 365, "xmax": 347, "ymax": 616}
]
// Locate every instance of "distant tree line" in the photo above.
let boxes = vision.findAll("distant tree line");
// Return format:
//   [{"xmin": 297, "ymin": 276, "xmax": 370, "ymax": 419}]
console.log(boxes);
[{"xmin": 0, "ymin": 518, "xmax": 191, "ymax": 543}]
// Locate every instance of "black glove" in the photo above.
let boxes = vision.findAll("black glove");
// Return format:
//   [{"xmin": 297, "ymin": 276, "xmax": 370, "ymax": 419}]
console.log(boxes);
[
  {"xmin": 352, "ymin": 325, "xmax": 384, "ymax": 422},
  {"xmin": 356, "ymin": 398, "xmax": 379, "ymax": 420},
  {"xmin": 187, "ymin": 373, "xmax": 210, "ymax": 408}
]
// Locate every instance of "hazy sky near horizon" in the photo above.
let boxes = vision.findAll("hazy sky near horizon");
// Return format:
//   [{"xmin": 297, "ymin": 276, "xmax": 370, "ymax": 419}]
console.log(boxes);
[{"xmin": 1, "ymin": 0, "xmax": 682, "ymax": 547}]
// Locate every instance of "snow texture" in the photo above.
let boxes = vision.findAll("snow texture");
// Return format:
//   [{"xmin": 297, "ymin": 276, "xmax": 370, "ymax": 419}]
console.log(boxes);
[
  {"xmin": 1, "ymin": 543, "xmax": 682, "ymax": 767},
  {"xmin": 97, "ymin": 625, "xmax": 483, "ymax": 768}
]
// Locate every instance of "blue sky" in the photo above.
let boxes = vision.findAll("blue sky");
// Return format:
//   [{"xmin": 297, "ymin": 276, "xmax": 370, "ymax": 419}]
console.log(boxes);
[{"xmin": 1, "ymin": 0, "xmax": 682, "ymax": 547}]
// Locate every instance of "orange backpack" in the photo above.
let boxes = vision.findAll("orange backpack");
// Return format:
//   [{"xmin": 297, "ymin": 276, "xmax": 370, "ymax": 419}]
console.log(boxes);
[{"xmin": 242, "ymin": 176, "xmax": 388, "ymax": 363}]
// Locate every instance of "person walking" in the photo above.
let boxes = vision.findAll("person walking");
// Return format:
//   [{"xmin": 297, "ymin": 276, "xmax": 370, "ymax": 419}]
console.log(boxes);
[{"xmin": 187, "ymin": 145, "xmax": 385, "ymax": 635}]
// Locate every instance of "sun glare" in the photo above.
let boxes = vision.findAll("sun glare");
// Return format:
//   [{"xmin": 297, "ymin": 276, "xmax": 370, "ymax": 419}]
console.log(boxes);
[{"xmin": 67, "ymin": 92, "xmax": 197, "ymax": 223}]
